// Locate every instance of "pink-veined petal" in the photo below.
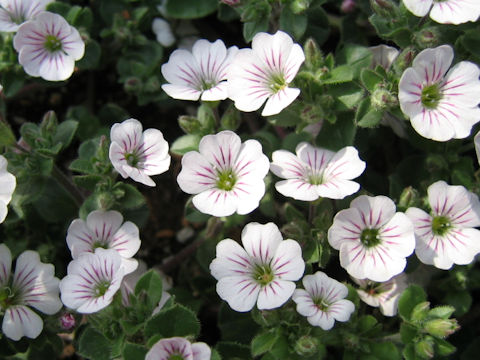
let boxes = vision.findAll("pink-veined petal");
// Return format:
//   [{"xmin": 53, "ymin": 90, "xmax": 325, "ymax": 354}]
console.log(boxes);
[
  {"xmin": 216, "ymin": 276, "xmax": 260, "ymax": 312},
  {"xmin": 209, "ymin": 239, "xmax": 253, "ymax": 280},
  {"xmin": 2, "ymin": 305, "xmax": 43, "ymax": 340},
  {"xmin": 257, "ymin": 279, "xmax": 295, "ymax": 310},
  {"xmin": 271, "ymin": 240, "xmax": 305, "ymax": 281},
  {"xmin": 241, "ymin": 222, "xmax": 282, "ymax": 263}
]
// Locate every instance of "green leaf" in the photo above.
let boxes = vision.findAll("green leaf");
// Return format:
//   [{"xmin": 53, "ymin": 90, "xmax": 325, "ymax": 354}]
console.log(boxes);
[
  {"xmin": 398, "ymin": 285, "xmax": 427, "ymax": 321},
  {"xmin": 316, "ymin": 112, "xmax": 356, "ymax": 150},
  {"xmin": 428, "ymin": 305, "xmax": 455, "ymax": 320},
  {"xmin": 267, "ymin": 102, "xmax": 303, "ymax": 127},
  {"xmin": 170, "ymin": 134, "xmax": 201, "ymax": 155},
  {"xmin": 400, "ymin": 323, "xmax": 419, "ymax": 344},
  {"xmin": 360, "ymin": 69, "xmax": 383, "ymax": 92},
  {"xmin": 370, "ymin": 342, "xmax": 401, "ymax": 360},
  {"xmin": 33, "ymin": 177, "xmax": 77, "ymax": 222},
  {"xmin": 357, "ymin": 315, "xmax": 378, "ymax": 333},
  {"xmin": 357, "ymin": 108, "xmax": 383, "ymax": 128},
  {"xmin": 134, "ymin": 270, "xmax": 164, "ymax": 311},
  {"xmin": 336, "ymin": 44, "xmax": 372, "ymax": 79},
  {"xmin": 461, "ymin": 30, "xmax": 480, "ymax": 58},
  {"xmin": 46, "ymin": 1, "xmax": 71, "ymax": 17},
  {"xmin": 279, "ymin": 7, "xmax": 307, "ymax": 40},
  {"xmin": 434, "ymin": 338, "xmax": 456, "ymax": 357},
  {"xmin": 218, "ymin": 303, "xmax": 259, "ymax": 343},
  {"xmin": 73, "ymin": 174, "xmax": 103, "ymax": 191},
  {"xmin": 114, "ymin": 183, "xmax": 145, "ymax": 209},
  {"xmin": 243, "ymin": 17, "xmax": 269, "ymax": 43},
  {"xmin": 76, "ymin": 40, "xmax": 101, "ymax": 70},
  {"xmin": 0, "ymin": 121, "xmax": 16, "ymax": 146},
  {"xmin": 144, "ymin": 304, "xmax": 200, "ymax": 338},
  {"xmin": 122, "ymin": 343, "xmax": 148, "ymax": 360},
  {"xmin": 216, "ymin": 341, "xmax": 251, "ymax": 360},
  {"xmin": 402, "ymin": 343, "xmax": 419, "ymax": 360},
  {"xmin": 77, "ymin": 327, "xmax": 111, "ymax": 360},
  {"xmin": 321, "ymin": 65, "xmax": 353, "ymax": 84},
  {"xmin": 251, "ymin": 330, "xmax": 279, "ymax": 357},
  {"xmin": 53, "ymin": 120, "xmax": 78, "ymax": 149},
  {"xmin": 164, "ymin": 0, "xmax": 218, "ymax": 19}
]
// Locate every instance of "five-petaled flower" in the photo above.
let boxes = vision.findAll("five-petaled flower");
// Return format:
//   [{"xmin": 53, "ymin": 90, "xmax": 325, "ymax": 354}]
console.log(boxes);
[
  {"xmin": 406, "ymin": 181, "xmax": 480, "ymax": 269},
  {"xmin": 161, "ymin": 38, "xmax": 238, "ymax": 101},
  {"xmin": 66, "ymin": 210, "xmax": 141, "ymax": 275},
  {"xmin": 328, "ymin": 195, "xmax": 415, "ymax": 282},
  {"xmin": 292, "ymin": 271, "xmax": 355, "ymax": 330},
  {"xmin": 270, "ymin": 143, "xmax": 366, "ymax": 201},
  {"xmin": 146, "ymin": 337, "xmax": 211, "ymax": 360},
  {"xmin": 352, "ymin": 273, "xmax": 408, "ymax": 316},
  {"xmin": 177, "ymin": 130, "xmax": 269, "ymax": 217},
  {"xmin": 0, "ymin": 155, "xmax": 16, "ymax": 224},
  {"xmin": 398, "ymin": 45, "xmax": 480, "ymax": 141},
  {"xmin": 402, "ymin": 0, "xmax": 480, "ymax": 25},
  {"xmin": 59, "ymin": 248, "xmax": 127, "ymax": 314},
  {"xmin": 0, "ymin": 243, "xmax": 62, "ymax": 341},
  {"xmin": 109, "ymin": 118, "xmax": 171, "ymax": 187},
  {"xmin": 0, "ymin": 0, "xmax": 52, "ymax": 32},
  {"xmin": 13, "ymin": 11, "xmax": 85, "ymax": 81},
  {"xmin": 227, "ymin": 30, "xmax": 305, "ymax": 116},
  {"xmin": 210, "ymin": 222, "xmax": 305, "ymax": 312}
]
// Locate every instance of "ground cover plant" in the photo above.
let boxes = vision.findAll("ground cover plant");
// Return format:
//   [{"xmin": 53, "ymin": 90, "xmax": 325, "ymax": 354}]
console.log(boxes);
[{"xmin": 1, "ymin": 0, "xmax": 480, "ymax": 359}]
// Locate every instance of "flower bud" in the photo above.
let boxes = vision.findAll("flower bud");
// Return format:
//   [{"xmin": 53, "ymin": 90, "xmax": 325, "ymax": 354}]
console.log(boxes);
[
  {"xmin": 370, "ymin": 0, "xmax": 396, "ymax": 17},
  {"xmin": 60, "ymin": 312, "xmax": 76, "ymax": 331},
  {"xmin": 398, "ymin": 186, "xmax": 419, "ymax": 210},
  {"xmin": 40, "ymin": 110, "xmax": 58, "ymax": 134},
  {"xmin": 415, "ymin": 337, "xmax": 435, "ymax": 359},
  {"xmin": 371, "ymin": 87, "xmax": 397, "ymax": 111},
  {"xmin": 220, "ymin": 105, "xmax": 241, "ymax": 131},
  {"xmin": 144, "ymin": 77, "xmax": 160, "ymax": 93},
  {"xmin": 294, "ymin": 335, "xmax": 319, "ymax": 356},
  {"xmin": 304, "ymin": 38, "xmax": 324, "ymax": 70},
  {"xmin": 341, "ymin": 0, "xmax": 356, "ymax": 13},
  {"xmin": 410, "ymin": 301, "xmax": 430, "ymax": 322},
  {"xmin": 291, "ymin": 0, "xmax": 311, "ymax": 14},
  {"xmin": 424, "ymin": 318, "xmax": 460, "ymax": 339},
  {"xmin": 301, "ymin": 104, "xmax": 324, "ymax": 124},
  {"xmin": 393, "ymin": 46, "xmax": 416, "ymax": 74},
  {"xmin": 221, "ymin": 0, "xmax": 241, "ymax": 6},
  {"xmin": 124, "ymin": 76, "xmax": 143, "ymax": 93},
  {"xmin": 415, "ymin": 27, "xmax": 441, "ymax": 48},
  {"xmin": 178, "ymin": 115, "xmax": 202, "ymax": 134}
]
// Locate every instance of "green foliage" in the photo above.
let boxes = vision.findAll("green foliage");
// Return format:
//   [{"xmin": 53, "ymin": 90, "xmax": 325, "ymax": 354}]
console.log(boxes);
[
  {"xmin": 77, "ymin": 327, "xmax": 112, "ymax": 360},
  {"xmin": 145, "ymin": 304, "xmax": 200, "ymax": 338}
]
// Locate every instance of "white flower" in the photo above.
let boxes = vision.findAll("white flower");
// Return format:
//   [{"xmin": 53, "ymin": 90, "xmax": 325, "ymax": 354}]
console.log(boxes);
[
  {"xmin": 146, "ymin": 337, "xmax": 211, "ymax": 360},
  {"xmin": 161, "ymin": 38, "xmax": 238, "ymax": 101},
  {"xmin": 59, "ymin": 249, "xmax": 126, "ymax": 314},
  {"xmin": 0, "ymin": 155, "xmax": 16, "ymax": 223},
  {"xmin": 210, "ymin": 222, "xmax": 305, "ymax": 312},
  {"xmin": 13, "ymin": 11, "xmax": 85, "ymax": 81},
  {"xmin": 66, "ymin": 210, "xmax": 140, "ymax": 275},
  {"xmin": 402, "ymin": 0, "xmax": 480, "ymax": 25},
  {"xmin": 328, "ymin": 195, "xmax": 415, "ymax": 282},
  {"xmin": 0, "ymin": 0, "xmax": 52, "ymax": 32},
  {"xmin": 120, "ymin": 260, "xmax": 171, "ymax": 312},
  {"xmin": 398, "ymin": 45, "xmax": 480, "ymax": 141},
  {"xmin": 152, "ymin": 17, "xmax": 175, "ymax": 47},
  {"xmin": 177, "ymin": 130, "xmax": 269, "ymax": 217},
  {"xmin": 406, "ymin": 181, "xmax": 480, "ymax": 270},
  {"xmin": 475, "ymin": 130, "xmax": 480, "ymax": 166},
  {"xmin": 369, "ymin": 44, "xmax": 399, "ymax": 70},
  {"xmin": 292, "ymin": 272, "xmax": 354, "ymax": 330},
  {"xmin": 270, "ymin": 143, "xmax": 366, "ymax": 201},
  {"xmin": 0, "ymin": 244, "xmax": 62, "ymax": 341},
  {"xmin": 227, "ymin": 30, "xmax": 305, "ymax": 116},
  {"xmin": 352, "ymin": 273, "xmax": 408, "ymax": 316},
  {"xmin": 109, "ymin": 118, "xmax": 171, "ymax": 187}
]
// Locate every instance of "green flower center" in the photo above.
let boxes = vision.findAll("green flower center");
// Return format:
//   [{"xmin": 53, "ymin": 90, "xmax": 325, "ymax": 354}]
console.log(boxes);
[
  {"xmin": 94, "ymin": 281, "xmax": 111, "ymax": 297},
  {"xmin": 93, "ymin": 241, "xmax": 108, "ymax": 250},
  {"xmin": 200, "ymin": 78, "xmax": 216, "ymax": 91},
  {"xmin": 0, "ymin": 286, "xmax": 19, "ymax": 310},
  {"xmin": 313, "ymin": 297, "xmax": 330, "ymax": 311},
  {"xmin": 216, "ymin": 169, "xmax": 237, "ymax": 191},
  {"xmin": 421, "ymin": 83, "xmax": 443, "ymax": 109},
  {"xmin": 168, "ymin": 355, "xmax": 185, "ymax": 360},
  {"xmin": 360, "ymin": 228, "xmax": 381, "ymax": 248},
  {"xmin": 44, "ymin": 35, "xmax": 63, "ymax": 53},
  {"xmin": 253, "ymin": 264, "xmax": 274, "ymax": 286},
  {"xmin": 125, "ymin": 152, "xmax": 140, "ymax": 167},
  {"xmin": 269, "ymin": 73, "xmax": 287, "ymax": 93},
  {"xmin": 307, "ymin": 173, "xmax": 323, "ymax": 185},
  {"xmin": 431, "ymin": 215, "xmax": 451, "ymax": 236}
]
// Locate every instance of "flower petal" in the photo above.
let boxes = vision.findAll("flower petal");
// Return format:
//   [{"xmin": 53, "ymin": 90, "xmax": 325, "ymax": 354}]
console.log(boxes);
[
  {"xmin": 261, "ymin": 87, "xmax": 300, "ymax": 116},
  {"xmin": 271, "ymin": 240, "xmax": 305, "ymax": 281},
  {"xmin": 2, "ymin": 305, "xmax": 43, "ymax": 340},
  {"xmin": 257, "ymin": 279, "xmax": 295, "ymax": 310},
  {"xmin": 403, "ymin": 0, "xmax": 432, "ymax": 16},
  {"xmin": 241, "ymin": 222, "xmax": 283, "ymax": 263},
  {"xmin": 177, "ymin": 151, "xmax": 217, "ymax": 194},
  {"xmin": 216, "ymin": 276, "xmax": 260, "ymax": 312},
  {"xmin": 210, "ymin": 239, "xmax": 253, "ymax": 280}
]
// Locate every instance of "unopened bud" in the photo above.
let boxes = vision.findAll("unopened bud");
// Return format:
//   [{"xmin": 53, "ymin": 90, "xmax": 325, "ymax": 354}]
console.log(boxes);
[
  {"xmin": 97, "ymin": 192, "xmax": 115, "ymax": 210},
  {"xmin": 178, "ymin": 115, "xmax": 202, "ymax": 134},
  {"xmin": 415, "ymin": 27, "xmax": 441, "ymax": 48},
  {"xmin": 393, "ymin": 46, "xmax": 416, "ymax": 74},
  {"xmin": 220, "ymin": 105, "xmax": 241, "ymax": 131},
  {"xmin": 60, "ymin": 312, "xmax": 76, "ymax": 331},
  {"xmin": 144, "ymin": 77, "xmax": 160, "ymax": 93},
  {"xmin": 370, "ymin": 0, "xmax": 396, "ymax": 17},
  {"xmin": 304, "ymin": 38, "xmax": 324, "ymax": 70},
  {"xmin": 294, "ymin": 335, "xmax": 319, "ymax": 356},
  {"xmin": 341, "ymin": 0, "xmax": 356, "ymax": 13},
  {"xmin": 40, "ymin": 111, "xmax": 58, "ymax": 134},
  {"xmin": 398, "ymin": 186, "xmax": 418, "ymax": 210},
  {"xmin": 291, "ymin": 0, "xmax": 311, "ymax": 14},
  {"xmin": 124, "ymin": 76, "xmax": 142, "ymax": 93},
  {"xmin": 411, "ymin": 301, "xmax": 430, "ymax": 322},
  {"xmin": 415, "ymin": 337, "xmax": 435, "ymax": 359},
  {"xmin": 371, "ymin": 87, "xmax": 397, "ymax": 111},
  {"xmin": 301, "ymin": 104, "xmax": 324, "ymax": 124},
  {"xmin": 424, "ymin": 318, "xmax": 460, "ymax": 338}
]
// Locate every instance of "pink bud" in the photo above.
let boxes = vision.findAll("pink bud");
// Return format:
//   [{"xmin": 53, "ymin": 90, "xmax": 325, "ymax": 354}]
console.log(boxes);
[
  {"xmin": 60, "ymin": 312, "xmax": 76, "ymax": 331},
  {"xmin": 221, "ymin": 0, "xmax": 241, "ymax": 6},
  {"xmin": 341, "ymin": 0, "xmax": 356, "ymax": 13}
]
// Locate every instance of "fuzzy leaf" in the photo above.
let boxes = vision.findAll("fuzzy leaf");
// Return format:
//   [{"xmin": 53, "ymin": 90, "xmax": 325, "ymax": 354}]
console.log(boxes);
[
  {"xmin": 251, "ymin": 330, "xmax": 279, "ymax": 357},
  {"xmin": 144, "ymin": 304, "xmax": 200, "ymax": 338},
  {"xmin": 398, "ymin": 285, "xmax": 427, "ymax": 321},
  {"xmin": 170, "ymin": 134, "xmax": 201, "ymax": 155},
  {"xmin": 77, "ymin": 327, "xmax": 111, "ymax": 360},
  {"xmin": 134, "ymin": 270, "xmax": 164, "ymax": 311}
]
